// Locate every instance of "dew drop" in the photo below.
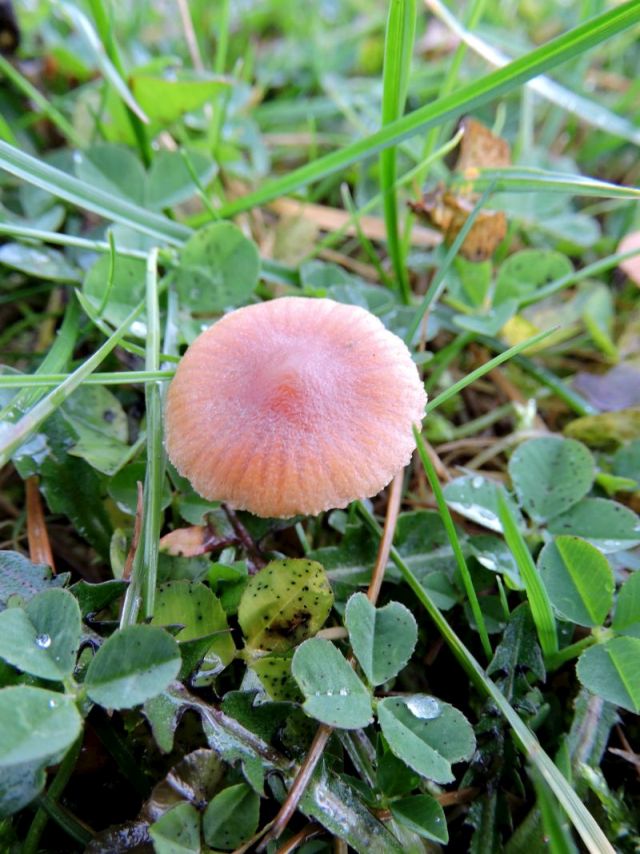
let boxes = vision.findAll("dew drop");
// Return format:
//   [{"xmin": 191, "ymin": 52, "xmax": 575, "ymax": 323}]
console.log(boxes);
[
  {"xmin": 35, "ymin": 634, "xmax": 51, "ymax": 649},
  {"xmin": 405, "ymin": 694, "xmax": 441, "ymax": 720},
  {"xmin": 472, "ymin": 476, "xmax": 484, "ymax": 488}
]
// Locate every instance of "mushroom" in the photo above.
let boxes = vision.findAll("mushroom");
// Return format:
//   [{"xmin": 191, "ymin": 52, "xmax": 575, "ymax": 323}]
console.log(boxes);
[{"xmin": 165, "ymin": 297, "xmax": 426, "ymax": 518}]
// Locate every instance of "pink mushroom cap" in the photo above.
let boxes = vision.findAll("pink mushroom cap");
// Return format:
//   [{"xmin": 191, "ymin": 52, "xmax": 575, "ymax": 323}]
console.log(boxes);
[{"xmin": 165, "ymin": 297, "xmax": 427, "ymax": 518}]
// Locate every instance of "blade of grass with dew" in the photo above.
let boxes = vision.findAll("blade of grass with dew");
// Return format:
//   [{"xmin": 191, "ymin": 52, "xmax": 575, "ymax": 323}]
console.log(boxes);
[
  {"xmin": 0, "ymin": 282, "xmax": 164, "ymax": 467},
  {"xmin": 0, "ymin": 222, "xmax": 148, "ymax": 259},
  {"xmin": 0, "ymin": 142, "xmax": 189, "ymax": 244},
  {"xmin": 0, "ymin": 54, "xmax": 84, "ymax": 147},
  {"xmin": 0, "ymin": 371, "xmax": 174, "ymax": 389},
  {"xmin": 380, "ymin": 0, "xmax": 416, "ymax": 303},
  {"xmin": 413, "ymin": 427, "xmax": 492, "ymax": 660},
  {"xmin": 356, "ymin": 503, "xmax": 614, "ymax": 854},
  {"xmin": 425, "ymin": 0, "xmax": 640, "ymax": 146},
  {"xmin": 496, "ymin": 491, "xmax": 558, "ymax": 657},
  {"xmin": 456, "ymin": 167, "xmax": 640, "ymax": 200},
  {"xmin": 217, "ymin": 1, "xmax": 640, "ymax": 217},
  {"xmin": 74, "ymin": 288, "xmax": 179, "ymax": 365},
  {"xmin": 404, "ymin": 184, "xmax": 495, "ymax": 345},
  {"xmin": 426, "ymin": 327, "xmax": 558, "ymax": 414},
  {"xmin": 530, "ymin": 767, "xmax": 578, "ymax": 854},
  {"xmin": 0, "ymin": 220, "xmax": 296, "ymax": 288},
  {"xmin": 120, "ymin": 249, "xmax": 164, "ymax": 625},
  {"xmin": 58, "ymin": 0, "xmax": 148, "ymax": 127}
]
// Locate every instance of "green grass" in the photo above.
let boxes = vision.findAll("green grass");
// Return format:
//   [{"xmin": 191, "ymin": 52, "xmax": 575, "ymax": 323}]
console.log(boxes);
[{"xmin": 0, "ymin": 0, "xmax": 639, "ymax": 851}]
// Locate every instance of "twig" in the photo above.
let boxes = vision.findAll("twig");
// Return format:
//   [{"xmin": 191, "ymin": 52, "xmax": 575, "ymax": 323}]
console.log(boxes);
[
  {"xmin": 22, "ymin": 737, "xmax": 86, "ymax": 854},
  {"xmin": 465, "ymin": 428, "xmax": 547, "ymax": 470},
  {"xmin": 257, "ymin": 725, "xmax": 333, "ymax": 849},
  {"xmin": 122, "ymin": 481, "xmax": 144, "ymax": 581},
  {"xmin": 274, "ymin": 823, "xmax": 324, "ymax": 854},
  {"xmin": 175, "ymin": 0, "xmax": 204, "ymax": 70},
  {"xmin": 258, "ymin": 472, "xmax": 406, "ymax": 847}
]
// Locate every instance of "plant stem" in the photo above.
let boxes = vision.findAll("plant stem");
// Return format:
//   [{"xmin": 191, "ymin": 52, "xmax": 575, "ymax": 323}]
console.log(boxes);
[
  {"xmin": 380, "ymin": 0, "xmax": 417, "ymax": 303},
  {"xmin": 546, "ymin": 635, "xmax": 597, "ymax": 671},
  {"xmin": 120, "ymin": 249, "xmax": 165, "ymax": 624},
  {"xmin": 414, "ymin": 429, "xmax": 492, "ymax": 660},
  {"xmin": 23, "ymin": 736, "xmax": 85, "ymax": 854}
]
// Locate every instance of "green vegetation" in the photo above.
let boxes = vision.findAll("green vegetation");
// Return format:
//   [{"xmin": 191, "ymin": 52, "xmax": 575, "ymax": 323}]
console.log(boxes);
[{"xmin": 1, "ymin": 1, "xmax": 639, "ymax": 851}]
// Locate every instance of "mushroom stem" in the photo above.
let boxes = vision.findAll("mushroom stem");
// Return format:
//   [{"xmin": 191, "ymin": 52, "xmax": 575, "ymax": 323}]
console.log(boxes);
[
  {"xmin": 366, "ymin": 471, "xmax": 404, "ymax": 604},
  {"xmin": 258, "ymin": 472, "xmax": 406, "ymax": 847},
  {"xmin": 222, "ymin": 504, "xmax": 267, "ymax": 572}
]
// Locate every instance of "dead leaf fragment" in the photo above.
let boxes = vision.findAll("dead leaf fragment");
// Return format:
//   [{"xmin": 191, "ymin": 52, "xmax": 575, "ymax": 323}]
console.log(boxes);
[
  {"xmin": 159, "ymin": 525, "xmax": 235, "ymax": 557},
  {"xmin": 455, "ymin": 117, "xmax": 511, "ymax": 174},
  {"xmin": 409, "ymin": 187, "xmax": 507, "ymax": 261},
  {"xmin": 410, "ymin": 118, "xmax": 510, "ymax": 261},
  {"xmin": 617, "ymin": 231, "xmax": 640, "ymax": 285},
  {"xmin": 26, "ymin": 476, "xmax": 55, "ymax": 571}
]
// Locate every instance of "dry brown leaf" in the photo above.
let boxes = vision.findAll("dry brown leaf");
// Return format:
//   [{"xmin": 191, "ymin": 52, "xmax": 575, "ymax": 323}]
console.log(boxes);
[
  {"xmin": 26, "ymin": 476, "xmax": 55, "ymax": 571},
  {"xmin": 409, "ymin": 187, "xmax": 507, "ymax": 261},
  {"xmin": 159, "ymin": 525, "xmax": 235, "ymax": 558},
  {"xmin": 410, "ymin": 118, "xmax": 510, "ymax": 261},
  {"xmin": 455, "ymin": 117, "xmax": 511, "ymax": 174}
]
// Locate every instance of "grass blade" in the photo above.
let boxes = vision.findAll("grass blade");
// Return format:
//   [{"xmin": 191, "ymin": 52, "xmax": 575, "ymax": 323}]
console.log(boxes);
[
  {"xmin": 496, "ymin": 492, "xmax": 558, "ymax": 657},
  {"xmin": 0, "ymin": 291, "xmax": 150, "ymax": 467},
  {"xmin": 0, "ymin": 222, "xmax": 147, "ymax": 259},
  {"xmin": 57, "ymin": 0, "xmax": 148, "ymax": 126},
  {"xmin": 0, "ymin": 299, "xmax": 80, "ymax": 419},
  {"xmin": 357, "ymin": 504, "xmax": 614, "ymax": 854},
  {"xmin": 456, "ymin": 167, "xmax": 640, "ymax": 200},
  {"xmin": 518, "ymin": 246, "xmax": 640, "ymax": 307},
  {"xmin": 418, "ymin": 0, "xmax": 489, "ymax": 169},
  {"xmin": 380, "ymin": 0, "xmax": 417, "ymax": 303},
  {"xmin": 425, "ymin": 0, "xmax": 640, "ymax": 146},
  {"xmin": 304, "ymin": 127, "xmax": 462, "ymax": 264},
  {"xmin": 217, "ymin": 1, "xmax": 640, "ymax": 217},
  {"xmin": 0, "ymin": 371, "xmax": 174, "ymax": 389},
  {"xmin": 0, "ymin": 142, "xmax": 189, "ymax": 244},
  {"xmin": 0, "ymin": 221, "xmax": 296, "ymax": 287},
  {"xmin": 0, "ymin": 54, "xmax": 83, "ymax": 147},
  {"xmin": 404, "ymin": 184, "xmax": 495, "ymax": 345},
  {"xmin": 426, "ymin": 327, "xmax": 557, "ymax": 414},
  {"xmin": 413, "ymin": 428, "xmax": 493, "ymax": 660},
  {"xmin": 120, "ymin": 249, "xmax": 165, "ymax": 625}
]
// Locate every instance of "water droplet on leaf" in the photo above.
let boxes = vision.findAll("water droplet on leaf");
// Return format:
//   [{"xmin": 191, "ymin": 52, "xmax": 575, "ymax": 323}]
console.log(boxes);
[{"xmin": 405, "ymin": 694, "xmax": 441, "ymax": 719}]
